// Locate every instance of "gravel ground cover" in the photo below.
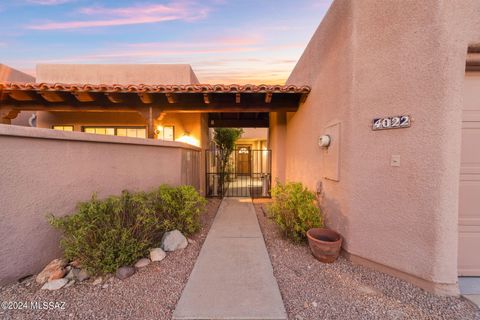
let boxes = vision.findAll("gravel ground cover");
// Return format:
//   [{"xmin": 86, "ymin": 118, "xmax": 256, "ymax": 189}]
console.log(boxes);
[
  {"xmin": 0, "ymin": 198, "xmax": 221, "ymax": 320},
  {"xmin": 253, "ymin": 200, "xmax": 480, "ymax": 320}
]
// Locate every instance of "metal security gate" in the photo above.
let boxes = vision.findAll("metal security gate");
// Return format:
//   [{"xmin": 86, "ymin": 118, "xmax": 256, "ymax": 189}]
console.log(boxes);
[{"xmin": 206, "ymin": 149, "xmax": 272, "ymax": 198}]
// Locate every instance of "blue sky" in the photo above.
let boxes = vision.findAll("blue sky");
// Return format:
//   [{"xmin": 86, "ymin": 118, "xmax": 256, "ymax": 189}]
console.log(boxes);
[{"xmin": 0, "ymin": 0, "xmax": 332, "ymax": 84}]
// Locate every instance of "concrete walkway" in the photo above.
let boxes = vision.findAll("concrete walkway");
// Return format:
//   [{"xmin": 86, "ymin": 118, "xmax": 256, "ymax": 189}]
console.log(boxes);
[
  {"xmin": 459, "ymin": 277, "xmax": 480, "ymax": 308},
  {"xmin": 173, "ymin": 197, "xmax": 287, "ymax": 320}
]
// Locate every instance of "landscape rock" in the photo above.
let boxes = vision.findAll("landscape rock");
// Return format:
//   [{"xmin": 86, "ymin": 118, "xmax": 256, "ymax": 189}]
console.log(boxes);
[
  {"xmin": 77, "ymin": 269, "xmax": 90, "ymax": 282},
  {"xmin": 48, "ymin": 268, "xmax": 66, "ymax": 281},
  {"xmin": 41, "ymin": 278, "xmax": 68, "ymax": 290},
  {"xmin": 65, "ymin": 269, "xmax": 76, "ymax": 280},
  {"xmin": 92, "ymin": 277, "xmax": 103, "ymax": 285},
  {"xmin": 161, "ymin": 230, "xmax": 188, "ymax": 251},
  {"xmin": 36, "ymin": 258, "xmax": 67, "ymax": 284},
  {"xmin": 135, "ymin": 258, "xmax": 151, "ymax": 268},
  {"xmin": 115, "ymin": 266, "xmax": 135, "ymax": 280},
  {"xmin": 149, "ymin": 248, "xmax": 167, "ymax": 262}
]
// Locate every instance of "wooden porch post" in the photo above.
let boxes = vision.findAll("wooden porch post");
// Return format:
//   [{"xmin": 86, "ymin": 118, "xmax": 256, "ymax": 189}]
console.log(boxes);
[{"xmin": 138, "ymin": 107, "xmax": 163, "ymax": 139}]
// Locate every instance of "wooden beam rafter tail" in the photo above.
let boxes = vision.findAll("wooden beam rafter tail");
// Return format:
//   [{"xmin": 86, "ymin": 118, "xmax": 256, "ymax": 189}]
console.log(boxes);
[
  {"xmin": 105, "ymin": 92, "xmax": 123, "ymax": 103},
  {"xmin": 300, "ymin": 93, "xmax": 308, "ymax": 104},
  {"xmin": 235, "ymin": 93, "xmax": 241, "ymax": 104},
  {"xmin": 138, "ymin": 93, "xmax": 153, "ymax": 104},
  {"xmin": 203, "ymin": 93, "xmax": 210, "ymax": 104},
  {"xmin": 165, "ymin": 93, "xmax": 176, "ymax": 104},
  {"xmin": 7, "ymin": 91, "xmax": 37, "ymax": 102},
  {"xmin": 39, "ymin": 91, "xmax": 65, "ymax": 103},
  {"xmin": 72, "ymin": 91, "xmax": 95, "ymax": 102},
  {"xmin": 265, "ymin": 92, "xmax": 272, "ymax": 104}
]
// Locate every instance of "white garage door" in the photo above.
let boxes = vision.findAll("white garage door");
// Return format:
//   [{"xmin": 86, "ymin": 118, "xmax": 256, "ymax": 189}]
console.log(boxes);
[{"xmin": 458, "ymin": 71, "xmax": 480, "ymax": 276}]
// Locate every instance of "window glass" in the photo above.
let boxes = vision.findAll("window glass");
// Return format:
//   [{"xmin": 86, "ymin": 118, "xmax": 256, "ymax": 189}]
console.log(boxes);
[
  {"xmin": 117, "ymin": 128, "xmax": 127, "ymax": 136},
  {"xmin": 127, "ymin": 128, "xmax": 137, "ymax": 138},
  {"xmin": 163, "ymin": 126, "xmax": 174, "ymax": 141},
  {"xmin": 137, "ymin": 129, "xmax": 146, "ymax": 138},
  {"xmin": 82, "ymin": 127, "xmax": 147, "ymax": 138},
  {"xmin": 53, "ymin": 125, "xmax": 74, "ymax": 131}
]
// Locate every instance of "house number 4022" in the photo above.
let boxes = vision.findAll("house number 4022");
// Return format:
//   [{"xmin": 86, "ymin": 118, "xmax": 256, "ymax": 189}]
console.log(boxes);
[{"xmin": 372, "ymin": 115, "xmax": 411, "ymax": 131}]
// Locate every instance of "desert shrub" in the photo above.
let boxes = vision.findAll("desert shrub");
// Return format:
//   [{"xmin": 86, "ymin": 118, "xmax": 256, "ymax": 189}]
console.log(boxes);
[
  {"xmin": 49, "ymin": 185, "xmax": 206, "ymax": 275},
  {"xmin": 49, "ymin": 191, "xmax": 158, "ymax": 275},
  {"xmin": 147, "ymin": 185, "xmax": 207, "ymax": 235},
  {"xmin": 268, "ymin": 182, "xmax": 323, "ymax": 243}
]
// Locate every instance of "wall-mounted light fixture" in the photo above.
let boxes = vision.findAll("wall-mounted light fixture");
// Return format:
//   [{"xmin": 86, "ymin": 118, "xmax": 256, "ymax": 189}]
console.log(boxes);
[{"xmin": 318, "ymin": 134, "xmax": 331, "ymax": 148}]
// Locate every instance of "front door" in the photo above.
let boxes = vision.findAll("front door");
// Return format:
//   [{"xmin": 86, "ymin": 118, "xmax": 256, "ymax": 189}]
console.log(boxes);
[
  {"xmin": 236, "ymin": 146, "xmax": 251, "ymax": 176},
  {"xmin": 458, "ymin": 71, "xmax": 480, "ymax": 276}
]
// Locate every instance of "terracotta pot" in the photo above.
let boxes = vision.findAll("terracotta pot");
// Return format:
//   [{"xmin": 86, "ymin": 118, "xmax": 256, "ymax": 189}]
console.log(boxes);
[{"xmin": 307, "ymin": 228, "xmax": 342, "ymax": 263}]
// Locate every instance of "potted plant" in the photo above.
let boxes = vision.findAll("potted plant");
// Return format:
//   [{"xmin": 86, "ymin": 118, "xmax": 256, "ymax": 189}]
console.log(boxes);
[{"xmin": 306, "ymin": 228, "xmax": 342, "ymax": 263}]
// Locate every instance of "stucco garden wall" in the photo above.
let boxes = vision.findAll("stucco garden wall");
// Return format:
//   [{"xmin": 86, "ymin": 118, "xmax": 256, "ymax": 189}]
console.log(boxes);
[
  {"xmin": 0, "ymin": 124, "xmax": 200, "ymax": 285},
  {"xmin": 281, "ymin": 0, "xmax": 480, "ymax": 295}
]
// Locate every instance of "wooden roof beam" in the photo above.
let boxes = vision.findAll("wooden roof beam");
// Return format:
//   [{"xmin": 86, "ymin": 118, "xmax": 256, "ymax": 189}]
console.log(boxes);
[
  {"xmin": 235, "ymin": 93, "xmax": 241, "ymax": 104},
  {"xmin": 300, "ymin": 93, "xmax": 308, "ymax": 104},
  {"xmin": 165, "ymin": 93, "xmax": 176, "ymax": 104},
  {"xmin": 203, "ymin": 93, "xmax": 210, "ymax": 104},
  {"xmin": 138, "ymin": 93, "xmax": 153, "ymax": 104},
  {"xmin": 7, "ymin": 91, "xmax": 37, "ymax": 102},
  {"xmin": 72, "ymin": 91, "xmax": 95, "ymax": 103},
  {"xmin": 105, "ymin": 92, "xmax": 123, "ymax": 103},
  {"xmin": 265, "ymin": 92, "xmax": 272, "ymax": 104},
  {"xmin": 39, "ymin": 91, "xmax": 65, "ymax": 102}
]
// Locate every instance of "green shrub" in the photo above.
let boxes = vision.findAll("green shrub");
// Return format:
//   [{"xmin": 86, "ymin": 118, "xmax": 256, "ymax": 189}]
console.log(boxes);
[
  {"xmin": 268, "ymin": 182, "xmax": 323, "ymax": 243},
  {"xmin": 49, "ymin": 185, "xmax": 206, "ymax": 275},
  {"xmin": 147, "ymin": 185, "xmax": 207, "ymax": 236}
]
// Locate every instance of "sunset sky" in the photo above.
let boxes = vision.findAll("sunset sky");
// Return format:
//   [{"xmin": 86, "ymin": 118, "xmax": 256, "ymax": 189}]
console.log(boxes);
[{"xmin": 0, "ymin": 0, "xmax": 332, "ymax": 84}]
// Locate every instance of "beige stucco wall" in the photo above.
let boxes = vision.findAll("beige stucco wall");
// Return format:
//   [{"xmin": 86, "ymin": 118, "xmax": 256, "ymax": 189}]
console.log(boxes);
[
  {"xmin": 279, "ymin": 0, "xmax": 480, "ymax": 294},
  {"xmin": 0, "ymin": 124, "xmax": 200, "ymax": 285},
  {"xmin": 0, "ymin": 64, "xmax": 36, "ymax": 126},
  {"xmin": 36, "ymin": 64, "xmax": 199, "ymax": 85}
]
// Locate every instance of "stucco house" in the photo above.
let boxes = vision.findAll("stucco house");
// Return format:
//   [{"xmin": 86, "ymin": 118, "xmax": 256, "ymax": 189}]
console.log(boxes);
[{"xmin": 1, "ymin": 0, "xmax": 480, "ymax": 297}]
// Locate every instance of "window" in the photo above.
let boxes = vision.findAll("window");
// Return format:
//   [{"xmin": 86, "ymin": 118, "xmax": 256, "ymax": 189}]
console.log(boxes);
[
  {"xmin": 83, "ymin": 127, "xmax": 147, "ymax": 138},
  {"xmin": 163, "ymin": 126, "xmax": 175, "ymax": 141},
  {"xmin": 52, "ymin": 125, "xmax": 74, "ymax": 131}
]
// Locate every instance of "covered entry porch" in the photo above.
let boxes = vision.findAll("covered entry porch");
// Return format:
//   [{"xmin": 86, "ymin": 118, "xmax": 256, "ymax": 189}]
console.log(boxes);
[{"xmin": 0, "ymin": 82, "xmax": 310, "ymax": 197}]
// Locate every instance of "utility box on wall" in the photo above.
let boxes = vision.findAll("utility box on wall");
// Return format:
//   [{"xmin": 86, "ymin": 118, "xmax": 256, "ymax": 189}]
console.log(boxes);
[{"xmin": 323, "ymin": 122, "xmax": 341, "ymax": 181}]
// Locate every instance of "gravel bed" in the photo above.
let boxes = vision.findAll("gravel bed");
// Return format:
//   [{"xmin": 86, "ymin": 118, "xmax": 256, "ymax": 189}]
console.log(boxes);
[
  {"xmin": 253, "ymin": 200, "xmax": 480, "ymax": 320},
  {"xmin": 0, "ymin": 198, "xmax": 221, "ymax": 320}
]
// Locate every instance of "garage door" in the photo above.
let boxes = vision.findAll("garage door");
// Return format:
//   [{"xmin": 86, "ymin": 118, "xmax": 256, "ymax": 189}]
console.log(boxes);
[{"xmin": 458, "ymin": 72, "xmax": 480, "ymax": 276}]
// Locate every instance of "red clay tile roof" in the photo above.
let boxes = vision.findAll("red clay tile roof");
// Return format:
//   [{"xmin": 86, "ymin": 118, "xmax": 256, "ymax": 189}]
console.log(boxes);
[{"xmin": 0, "ymin": 82, "xmax": 311, "ymax": 94}]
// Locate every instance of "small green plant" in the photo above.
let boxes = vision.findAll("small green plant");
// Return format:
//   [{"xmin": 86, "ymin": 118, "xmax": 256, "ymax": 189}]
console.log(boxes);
[
  {"xmin": 49, "ymin": 185, "xmax": 206, "ymax": 275},
  {"xmin": 268, "ymin": 182, "xmax": 323, "ymax": 242}
]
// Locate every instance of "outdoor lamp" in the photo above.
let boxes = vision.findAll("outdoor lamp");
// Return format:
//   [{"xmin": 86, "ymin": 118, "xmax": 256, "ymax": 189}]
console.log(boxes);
[{"xmin": 318, "ymin": 134, "xmax": 331, "ymax": 148}]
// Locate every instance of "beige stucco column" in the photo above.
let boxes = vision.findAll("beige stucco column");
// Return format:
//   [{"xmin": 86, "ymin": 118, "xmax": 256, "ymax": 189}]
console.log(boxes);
[{"xmin": 269, "ymin": 112, "xmax": 287, "ymax": 185}]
